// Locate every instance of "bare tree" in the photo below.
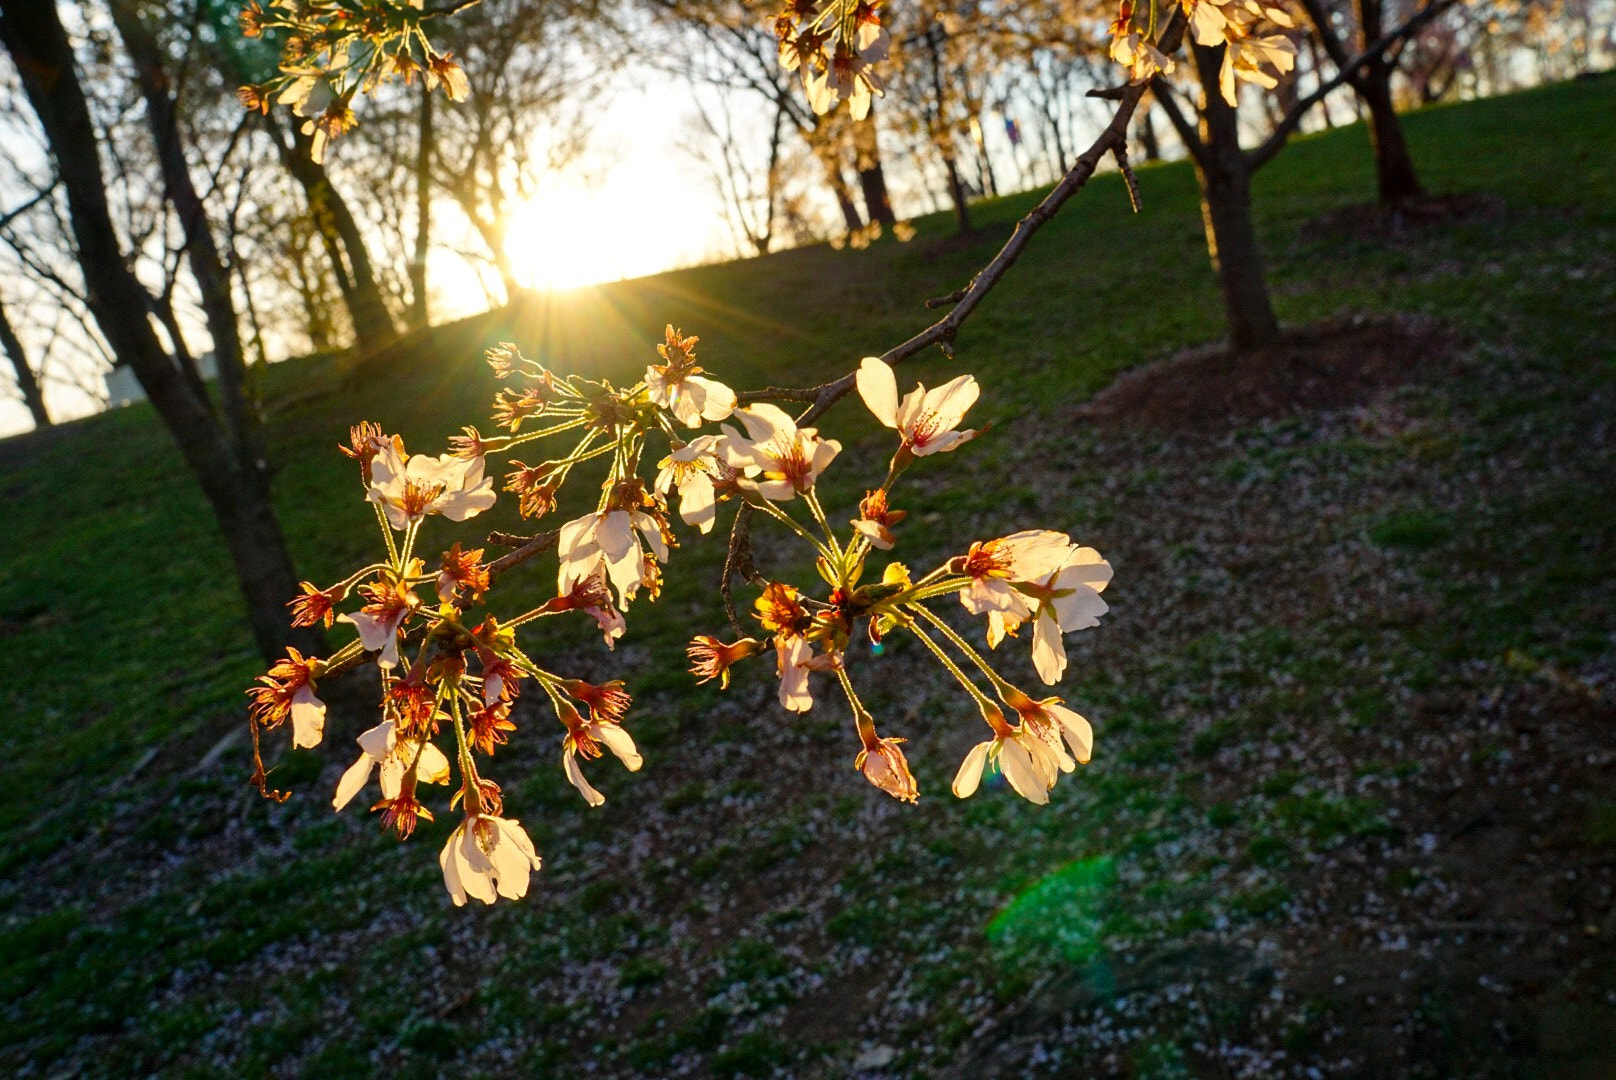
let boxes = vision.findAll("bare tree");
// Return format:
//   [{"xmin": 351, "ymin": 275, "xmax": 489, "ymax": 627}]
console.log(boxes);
[
  {"xmin": 207, "ymin": 15, "xmax": 400, "ymax": 353},
  {"xmin": 643, "ymin": 1, "xmax": 873, "ymax": 237},
  {"xmin": 1298, "ymin": 0, "xmax": 1424, "ymax": 204},
  {"xmin": 679, "ymin": 87, "xmax": 787, "ymax": 256},
  {"xmin": 430, "ymin": 0, "xmax": 604, "ymax": 304},
  {"xmin": 0, "ymin": 0, "xmax": 318, "ymax": 661},
  {"xmin": 1146, "ymin": 0, "xmax": 1457, "ymax": 349}
]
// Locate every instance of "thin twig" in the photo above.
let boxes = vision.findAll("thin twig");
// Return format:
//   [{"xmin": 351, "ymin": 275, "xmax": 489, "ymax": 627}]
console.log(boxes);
[
  {"xmin": 1114, "ymin": 143, "xmax": 1142, "ymax": 213},
  {"xmin": 418, "ymin": 0, "xmax": 483, "ymax": 21},
  {"xmin": 486, "ymin": 527, "xmax": 560, "ymax": 583},
  {"xmin": 719, "ymin": 503, "xmax": 765, "ymax": 636}
]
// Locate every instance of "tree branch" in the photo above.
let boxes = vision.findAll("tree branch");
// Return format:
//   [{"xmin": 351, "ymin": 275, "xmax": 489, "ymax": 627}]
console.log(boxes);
[
  {"xmin": 1246, "ymin": 0, "xmax": 1458, "ymax": 172},
  {"xmin": 1148, "ymin": 77, "xmax": 1210, "ymax": 170},
  {"xmin": 486, "ymin": 527, "xmax": 560, "ymax": 583},
  {"xmin": 722, "ymin": 11, "xmax": 1190, "ymax": 611},
  {"xmin": 735, "ymin": 9, "xmax": 1187, "ymax": 431},
  {"xmin": 419, "ymin": 0, "xmax": 483, "ymax": 21}
]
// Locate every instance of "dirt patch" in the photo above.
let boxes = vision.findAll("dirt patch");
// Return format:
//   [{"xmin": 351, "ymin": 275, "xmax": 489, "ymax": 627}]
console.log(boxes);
[
  {"xmin": 1077, "ymin": 314, "xmax": 1461, "ymax": 432},
  {"xmin": 1303, "ymin": 192, "xmax": 1507, "ymax": 243}
]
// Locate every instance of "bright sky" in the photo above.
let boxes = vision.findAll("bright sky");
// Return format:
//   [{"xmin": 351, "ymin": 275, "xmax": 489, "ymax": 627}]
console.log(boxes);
[{"xmin": 447, "ymin": 81, "xmax": 729, "ymax": 307}]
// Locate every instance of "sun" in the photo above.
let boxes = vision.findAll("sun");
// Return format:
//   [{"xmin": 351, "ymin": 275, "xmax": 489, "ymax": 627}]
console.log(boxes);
[{"xmin": 504, "ymin": 173, "xmax": 694, "ymax": 292}]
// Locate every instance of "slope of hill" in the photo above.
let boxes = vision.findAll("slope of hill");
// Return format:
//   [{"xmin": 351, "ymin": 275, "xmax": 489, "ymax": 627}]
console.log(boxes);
[{"xmin": 2, "ymin": 77, "xmax": 1614, "ymax": 1077}]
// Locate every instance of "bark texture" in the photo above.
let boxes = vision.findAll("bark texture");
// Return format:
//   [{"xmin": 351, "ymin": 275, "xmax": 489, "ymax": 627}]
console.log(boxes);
[
  {"xmin": 1190, "ymin": 44, "xmax": 1281, "ymax": 350},
  {"xmin": 0, "ymin": 296, "xmax": 49, "ymax": 428}
]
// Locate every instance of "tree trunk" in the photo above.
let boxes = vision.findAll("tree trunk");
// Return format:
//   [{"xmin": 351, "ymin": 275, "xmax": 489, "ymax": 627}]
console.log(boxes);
[
  {"xmin": 942, "ymin": 152, "xmax": 972, "ymax": 233},
  {"xmin": 851, "ymin": 109, "xmax": 895, "ymax": 229},
  {"xmin": 924, "ymin": 30, "xmax": 970, "ymax": 233},
  {"xmin": 1352, "ymin": 0, "xmax": 1424, "ymax": 204},
  {"xmin": 0, "ymin": 296, "xmax": 49, "ymax": 427},
  {"xmin": 1358, "ymin": 60, "xmax": 1424, "ymax": 204},
  {"xmin": 0, "ymin": 0, "xmax": 318, "ymax": 663},
  {"xmin": 261, "ymin": 112, "xmax": 398, "ymax": 353},
  {"xmin": 409, "ymin": 77, "xmax": 432, "ymax": 330},
  {"xmin": 1301, "ymin": 0, "xmax": 1425, "ymax": 204},
  {"xmin": 1192, "ymin": 44, "xmax": 1280, "ymax": 351},
  {"xmin": 1137, "ymin": 105, "xmax": 1161, "ymax": 161},
  {"xmin": 803, "ymin": 114, "xmax": 864, "ymax": 235}
]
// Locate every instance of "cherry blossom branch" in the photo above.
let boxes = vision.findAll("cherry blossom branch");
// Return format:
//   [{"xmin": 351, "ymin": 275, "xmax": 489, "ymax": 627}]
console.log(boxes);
[
  {"xmin": 717, "ymin": 13, "xmax": 1187, "ymax": 615},
  {"xmin": 486, "ymin": 528, "xmax": 560, "ymax": 582},
  {"xmin": 736, "ymin": 9, "xmax": 1187, "ymax": 431},
  {"xmin": 303, "ymin": 10, "xmax": 1188, "ymax": 688}
]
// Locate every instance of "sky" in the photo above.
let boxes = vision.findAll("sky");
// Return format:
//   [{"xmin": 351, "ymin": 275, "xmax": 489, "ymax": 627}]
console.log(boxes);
[{"xmin": 444, "ymin": 81, "xmax": 733, "ymax": 305}]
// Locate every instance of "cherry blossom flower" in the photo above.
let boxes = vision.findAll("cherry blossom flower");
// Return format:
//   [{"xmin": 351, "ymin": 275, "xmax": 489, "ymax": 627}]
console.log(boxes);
[
  {"xmin": 1110, "ymin": 29, "xmax": 1178, "ymax": 83},
  {"xmin": 439, "ymin": 814, "xmax": 542, "ymax": 906},
  {"xmin": 557, "ymin": 506, "xmax": 669, "ymax": 610},
  {"xmin": 655, "ymin": 435, "xmax": 724, "ymax": 534},
  {"xmin": 540, "ymin": 561, "xmax": 626, "ymax": 649},
  {"xmin": 951, "ymin": 725, "xmax": 1068, "ymax": 805},
  {"xmin": 856, "ymin": 357, "xmax": 981, "ymax": 457},
  {"xmin": 852, "ymin": 488, "xmax": 906, "ymax": 549},
  {"xmin": 857, "ymin": 736, "xmax": 919, "ymax": 803},
  {"xmin": 424, "ymin": 53, "xmax": 469, "ymax": 101},
  {"xmin": 727, "ymin": 404, "xmax": 841, "ymax": 501},
  {"xmin": 332, "ymin": 720, "xmax": 450, "ymax": 811},
  {"xmin": 248, "ymin": 648, "xmax": 326, "ymax": 749},
  {"xmin": 338, "ymin": 421, "xmax": 396, "ymax": 484},
  {"xmin": 954, "ymin": 530, "xmax": 1073, "ymax": 622},
  {"xmin": 1108, "ymin": 0, "xmax": 1176, "ymax": 83},
  {"xmin": 386, "ymin": 666, "xmax": 440, "ymax": 738},
  {"xmin": 1220, "ymin": 32, "xmax": 1297, "ymax": 105},
  {"xmin": 288, "ymin": 581, "xmax": 344, "ymax": 629},
  {"xmin": 367, "ymin": 441, "xmax": 496, "ymax": 530},
  {"xmin": 1003, "ymin": 687, "xmax": 1095, "ymax": 767},
  {"xmin": 1025, "ymin": 546, "xmax": 1114, "ymax": 685},
  {"xmin": 687, "ymin": 635, "xmax": 764, "ymax": 688},
  {"xmin": 503, "ymin": 459, "xmax": 560, "ymax": 519},
  {"xmin": 338, "ymin": 577, "xmax": 418, "ymax": 669},
  {"xmin": 559, "ymin": 702, "xmax": 642, "ymax": 807},
  {"xmin": 468, "ymin": 701, "xmax": 516, "ymax": 756},
  {"xmin": 436, "ymin": 542, "xmax": 489, "ymax": 604},
  {"xmin": 373, "ymin": 790, "xmax": 433, "ymax": 840},
  {"xmin": 646, "ymin": 325, "xmax": 736, "ymax": 428},
  {"xmin": 807, "ymin": 46, "xmax": 884, "ymax": 120},
  {"xmin": 561, "ymin": 678, "xmax": 633, "ymax": 724},
  {"xmin": 755, "ymin": 582, "xmax": 816, "ymax": 712},
  {"xmin": 1186, "ymin": 0, "xmax": 1231, "ymax": 46},
  {"xmin": 477, "ymin": 647, "xmax": 521, "ymax": 707}
]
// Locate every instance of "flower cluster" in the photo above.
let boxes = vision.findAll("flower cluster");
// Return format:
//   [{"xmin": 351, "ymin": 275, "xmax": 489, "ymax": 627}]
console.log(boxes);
[
  {"xmin": 248, "ymin": 329, "xmax": 747, "ymax": 904},
  {"xmin": 251, "ymin": 326, "xmax": 1112, "ymax": 905},
  {"xmin": 774, "ymin": 0, "xmax": 891, "ymax": 119},
  {"xmin": 1110, "ymin": 0, "xmax": 1297, "ymax": 105},
  {"xmin": 237, "ymin": 0, "xmax": 469, "ymax": 161},
  {"xmin": 688, "ymin": 356, "xmax": 1113, "ymax": 807}
]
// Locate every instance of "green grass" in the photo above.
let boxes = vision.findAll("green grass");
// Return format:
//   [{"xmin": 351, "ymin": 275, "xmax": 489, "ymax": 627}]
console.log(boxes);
[{"xmin": 2, "ymin": 77, "xmax": 1615, "ymax": 1077}]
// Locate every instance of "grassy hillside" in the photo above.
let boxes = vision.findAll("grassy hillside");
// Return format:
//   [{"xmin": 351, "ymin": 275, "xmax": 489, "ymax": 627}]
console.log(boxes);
[{"xmin": 2, "ymin": 77, "xmax": 1614, "ymax": 1077}]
